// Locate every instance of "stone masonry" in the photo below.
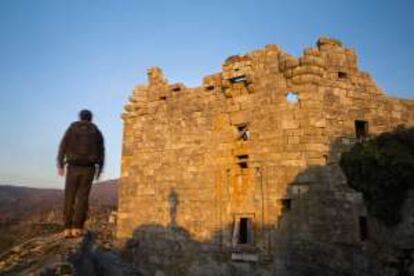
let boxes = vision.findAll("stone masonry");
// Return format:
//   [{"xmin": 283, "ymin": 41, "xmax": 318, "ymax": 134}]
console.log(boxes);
[{"xmin": 118, "ymin": 37, "xmax": 414, "ymax": 275}]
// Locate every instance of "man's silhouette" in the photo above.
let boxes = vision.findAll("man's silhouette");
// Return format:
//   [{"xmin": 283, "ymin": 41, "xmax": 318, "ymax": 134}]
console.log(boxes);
[{"xmin": 57, "ymin": 110, "xmax": 105, "ymax": 238}]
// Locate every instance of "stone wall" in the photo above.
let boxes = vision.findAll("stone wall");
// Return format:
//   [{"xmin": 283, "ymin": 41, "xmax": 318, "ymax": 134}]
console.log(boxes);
[{"xmin": 118, "ymin": 37, "xmax": 414, "ymax": 275}]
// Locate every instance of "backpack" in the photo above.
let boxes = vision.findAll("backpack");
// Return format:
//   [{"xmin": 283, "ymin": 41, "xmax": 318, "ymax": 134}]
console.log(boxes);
[{"xmin": 66, "ymin": 122, "xmax": 100, "ymax": 166}]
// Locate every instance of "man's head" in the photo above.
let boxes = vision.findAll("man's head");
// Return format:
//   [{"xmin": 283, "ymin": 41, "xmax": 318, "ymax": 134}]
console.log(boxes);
[{"xmin": 79, "ymin": 109, "xmax": 93, "ymax": 122}]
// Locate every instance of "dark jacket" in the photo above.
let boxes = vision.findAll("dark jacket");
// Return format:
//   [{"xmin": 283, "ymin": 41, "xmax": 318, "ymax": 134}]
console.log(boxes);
[{"xmin": 57, "ymin": 120, "xmax": 105, "ymax": 171}]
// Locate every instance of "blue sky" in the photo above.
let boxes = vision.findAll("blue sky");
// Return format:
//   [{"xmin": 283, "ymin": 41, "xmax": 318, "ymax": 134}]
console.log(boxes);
[{"xmin": 0, "ymin": 0, "xmax": 413, "ymax": 188}]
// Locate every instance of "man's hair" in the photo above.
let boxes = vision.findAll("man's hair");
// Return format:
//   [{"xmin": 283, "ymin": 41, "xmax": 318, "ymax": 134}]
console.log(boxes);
[{"xmin": 79, "ymin": 109, "xmax": 93, "ymax": 121}]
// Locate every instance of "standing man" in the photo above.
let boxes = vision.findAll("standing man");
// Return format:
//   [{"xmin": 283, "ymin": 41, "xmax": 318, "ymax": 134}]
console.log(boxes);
[{"xmin": 57, "ymin": 109, "xmax": 105, "ymax": 238}]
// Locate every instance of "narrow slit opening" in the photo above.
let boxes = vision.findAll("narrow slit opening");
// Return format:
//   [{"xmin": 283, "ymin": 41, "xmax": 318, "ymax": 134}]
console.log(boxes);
[
  {"xmin": 338, "ymin": 71, "xmax": 348, "ymax": 79},
  {"xmin": 205, "ymin": 85, "xmax": 215, "ymax": 91},
  {"xmin": 230, "ymin": 75, "xmax": 247, "ymax": 83},
  {"xmin": 237, "ymin": 155, "xmax": 249, "ymax": 169}
]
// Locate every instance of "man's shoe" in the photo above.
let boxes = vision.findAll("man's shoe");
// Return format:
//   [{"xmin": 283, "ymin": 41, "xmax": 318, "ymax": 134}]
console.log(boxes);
[
  {"xmin": 63, "ymin": 229, "xmax": 72, "ymax": 239},
  {"xmin": 71, "ymin": 228, "xmax": 84, "ymax": 238}
]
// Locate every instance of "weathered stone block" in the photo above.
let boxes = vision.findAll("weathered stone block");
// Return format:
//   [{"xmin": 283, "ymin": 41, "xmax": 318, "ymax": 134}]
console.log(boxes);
[{"xmin": 282, "ymin": 120, "xmax": 300, "ymax": 129}]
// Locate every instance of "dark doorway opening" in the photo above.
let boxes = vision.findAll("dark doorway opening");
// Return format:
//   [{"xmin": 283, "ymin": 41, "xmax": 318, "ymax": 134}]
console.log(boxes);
[
  {"xmin": 239, "ymin": 218, "xmax": 249, "ymax": 244},
  {"xmin": 355, "ymin": 120, "xmax": 369, "ymax": 139},
  {"xmin": 238, "ymin": 217, "xmax": 253, "ymax": 245},
  {"xmin": 359, "ymin": 216, "xmax": 368, "ymax": 241}
]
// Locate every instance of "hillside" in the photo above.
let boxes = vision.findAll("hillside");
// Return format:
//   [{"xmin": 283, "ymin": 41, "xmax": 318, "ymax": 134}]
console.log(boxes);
[
  {"xmin": 0, "ymin": 180, "xmax": 117, "ymax": 221},
  {"xmin": 0, "ymin": 180, "xmax": 118, "ymax": 253}
]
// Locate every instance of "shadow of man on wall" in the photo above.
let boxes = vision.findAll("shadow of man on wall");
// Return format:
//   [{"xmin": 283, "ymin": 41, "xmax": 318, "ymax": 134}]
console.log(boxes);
[{"xmin": 168, "ymin": 188, "xmax": 179, "ymax": 229}]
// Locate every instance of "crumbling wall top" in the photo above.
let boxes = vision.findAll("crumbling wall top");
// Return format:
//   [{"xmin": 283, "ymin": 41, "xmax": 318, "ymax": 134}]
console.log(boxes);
[
  {"xmin": 123, "ymin": 37, "xmax": 409, "ymax": 121},
  {"xmin": 317, "ymin": 37, "xmax": 343, "ymax": 50},
  {"xmin": 147, "ymin": 67, "xmax": 168, "ymax": 86}
]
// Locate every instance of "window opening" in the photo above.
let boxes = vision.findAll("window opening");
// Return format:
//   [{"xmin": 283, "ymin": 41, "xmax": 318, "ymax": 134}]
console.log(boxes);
[
  {"xmin": 359, "ymin": 216, "xmax": 368, "ymax": 241},
  {"xmin": 230, "ymin": 75, "xmax": 247, "ymax": 83},
  {"xmin": 239, "ymin": 218, "xmax": 249, "ymax": 244},
  {"xmin": 281, "ymin": 198, "xmax": 292, "ymax": 211},
  {"xmin": 355, "ymin": 120, "xmax": 368, "ymax": 139},
  {"xmin": 338, "ymin": 71, "xmax": 348, "ymax": 79},
  {"xmin": 205, "ymin": 85, "xmax": 215, "ymax": 91},
  {"xmin": 237, "ymin": 155, "xmax": 249, "ymax": 169},
  {"xmin": 171, "ymin": 87, "xmax": 181, "ymax": 92},
  {"xmin": 286, "ymin": 92, "xmax": 299, "ymax": 104},
  {"xmin": 159, "ymin": 96, "xmax": 167, "ymax": 100},
  {"xmin": 233, "ymin": 217, "xmax": 254, "ymax": 245},
  {"xmin": 237, "ymin": 124, "xmax": 250, "ymax": 141}
]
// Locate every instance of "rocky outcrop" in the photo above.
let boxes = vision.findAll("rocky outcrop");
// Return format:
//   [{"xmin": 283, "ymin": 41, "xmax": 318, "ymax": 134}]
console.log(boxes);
[
  {"xmin": 0, "ymin": 232, "xmax": 140, "ymax": 276},
  {"xmin": 0, "ymin": 180, "xmax": 118, "ymax": 254}
]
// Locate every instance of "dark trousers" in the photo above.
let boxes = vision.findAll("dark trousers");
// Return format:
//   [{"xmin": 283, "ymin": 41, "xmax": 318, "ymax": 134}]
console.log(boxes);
[{"xmin": 64, "ymin": 165, "xmax": 95, "ymax": 229}]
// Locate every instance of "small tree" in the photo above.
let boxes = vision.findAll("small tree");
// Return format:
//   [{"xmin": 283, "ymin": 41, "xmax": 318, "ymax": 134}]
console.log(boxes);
[{"xmin": 340, "ymin": 126, "xmax": 414, "ymax": 226}]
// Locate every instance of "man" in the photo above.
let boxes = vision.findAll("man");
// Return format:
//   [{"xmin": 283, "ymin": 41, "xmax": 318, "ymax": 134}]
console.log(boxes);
[{"xmin": 57, "ymin": 109, "xmax": 105, "ymax": 238}]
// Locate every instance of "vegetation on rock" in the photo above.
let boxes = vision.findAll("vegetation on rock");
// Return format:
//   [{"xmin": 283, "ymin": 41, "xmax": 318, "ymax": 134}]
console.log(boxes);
[{"xmin": 340, "ymin": 126, "xmax": 414, "ymax": 226}]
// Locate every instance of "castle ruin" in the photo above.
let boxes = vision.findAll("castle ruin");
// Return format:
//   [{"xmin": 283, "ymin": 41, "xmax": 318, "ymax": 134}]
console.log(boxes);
[{"xmin": 117, "ymin": 37, "xmax": 414, "ymax": 275}]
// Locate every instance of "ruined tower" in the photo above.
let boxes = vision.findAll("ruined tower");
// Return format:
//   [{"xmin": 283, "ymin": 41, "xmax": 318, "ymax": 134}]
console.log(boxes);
[{"xmin": 117, "ymin": 37, "xmax": 414, "ymax": 275}]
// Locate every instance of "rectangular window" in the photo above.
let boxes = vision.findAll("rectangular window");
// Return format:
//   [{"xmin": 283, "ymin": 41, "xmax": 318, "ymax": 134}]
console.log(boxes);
[
  {"xmin": 355, "ymin": 120, "xmax": 368, "ymax": 139},
  {"xmin": 237, "ymin": 155, "xmax": 249, "ymax": 169},
  {"xmin": 338, "ymin": 71, "xmax": 348, "ymax": 79},
  {"xmin": 239, "ymin": 218, "xmax": 249, "ymax": 244},
  {"xmin": 233, "ymin": 216, "xmax": 254, "ymax": 246},
  {"xmin": 359, "ymin": 216, "xmax": 368, "ymax": 241},
  {"xmin": 281, "ymin": 198, "xmax": 292, "ymax": 211}
]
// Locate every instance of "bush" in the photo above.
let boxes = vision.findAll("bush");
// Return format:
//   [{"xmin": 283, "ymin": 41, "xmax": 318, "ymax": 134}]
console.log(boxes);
[{"xmin": 339, "ymin": 126, "xmax": 414, "ymax": 226}]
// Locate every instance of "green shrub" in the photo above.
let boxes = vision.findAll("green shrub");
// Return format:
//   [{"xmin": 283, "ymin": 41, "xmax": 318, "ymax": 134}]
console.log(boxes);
[{"xmin": 339, "ymin": 126, "xmax": 414, "ymax": 226}]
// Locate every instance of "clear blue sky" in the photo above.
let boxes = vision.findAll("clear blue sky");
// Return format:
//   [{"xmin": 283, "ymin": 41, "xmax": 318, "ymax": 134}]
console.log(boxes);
[{"xmin": 0, "ymin": 0, "xmax": 413, "ymax": 188}]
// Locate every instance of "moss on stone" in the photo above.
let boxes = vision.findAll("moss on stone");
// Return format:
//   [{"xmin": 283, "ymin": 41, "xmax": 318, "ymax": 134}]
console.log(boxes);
[{"xmin": 340, "ymin": 126, "xmax": 414, "ymax": 226}]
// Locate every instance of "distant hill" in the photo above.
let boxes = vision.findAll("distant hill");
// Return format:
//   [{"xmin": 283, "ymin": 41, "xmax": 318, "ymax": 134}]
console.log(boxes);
[
  {"xmin": 0, "ymin": 179, "xmax": 118, "ymax": 222},
  {"xmin": 0, "ymin": 179, "xmax": 118, "ymax": 253},
  {"xmin": 0, "ymin": 186, "xmax": 62, "ymax": 221},
  {"xmin": 89, "ymin": 179, "xmax": 118, "ymax": 207}
]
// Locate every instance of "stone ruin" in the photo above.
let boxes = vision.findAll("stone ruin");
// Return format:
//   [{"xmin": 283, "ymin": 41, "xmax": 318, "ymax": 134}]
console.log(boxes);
[{"xmin": 117, "ymin": 37, "xmax": 414, "ymax": 275}]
